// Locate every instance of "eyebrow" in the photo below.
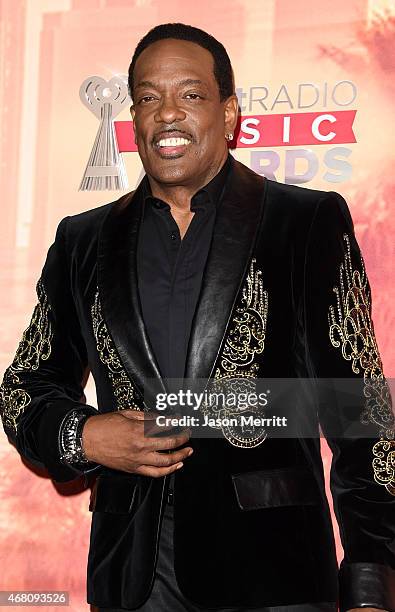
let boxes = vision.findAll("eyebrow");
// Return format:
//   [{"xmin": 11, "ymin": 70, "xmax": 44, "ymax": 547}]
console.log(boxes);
[{"xmin": 135, "ymin": 78, "xmax": 205, "ymax": 89}]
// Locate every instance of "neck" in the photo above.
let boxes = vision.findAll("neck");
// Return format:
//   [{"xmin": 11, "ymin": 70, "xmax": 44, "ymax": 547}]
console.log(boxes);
[{"xmin": 147, "ymin": 152, "xmax": 228, "ymax": 213}]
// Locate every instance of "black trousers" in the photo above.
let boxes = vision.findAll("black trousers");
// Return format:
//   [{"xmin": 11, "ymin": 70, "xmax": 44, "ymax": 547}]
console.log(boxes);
[{"xmin": 98, "ymin": 487, "xmax": 337, "ymax": 612}]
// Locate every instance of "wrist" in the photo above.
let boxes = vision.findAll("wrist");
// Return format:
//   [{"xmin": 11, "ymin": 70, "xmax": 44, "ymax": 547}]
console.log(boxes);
[
  {"xmin": 81, "ymin": 415, "xmax": 95, "ymax": 462},
  {"xmin": 59, "ymin": 409, "xmax": 95, "ymax": 467}
]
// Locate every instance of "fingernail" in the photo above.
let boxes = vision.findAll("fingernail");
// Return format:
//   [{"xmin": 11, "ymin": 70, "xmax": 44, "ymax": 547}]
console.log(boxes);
[
  {"xmin": 176, "ymin": 462, "xmax": 183, "ymax": 469},
  {"xmin": 187, "ymin": 449, "xmax": 193, "ymax": 456}
]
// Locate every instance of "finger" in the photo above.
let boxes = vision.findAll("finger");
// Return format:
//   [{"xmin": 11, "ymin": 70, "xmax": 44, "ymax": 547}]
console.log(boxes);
[
  {"xmin": 119, "ymin": 409, "xmax": 148, "ymax": 420},
  {"xmin": 120, "ymin": 410, "xmax": 176, "ymax": 435},
  {"xmin": 121, "ymin": 410, "xmax": 178, "ymax": 432},
  {"xmin": 136, "ymin": 462, "xmax": 184, "ymax": 478},
  {"xmin": 147, "ymin": 431, "xmax": 191, "ymax": 451},
  {"xmin": 144, "ymin": 447, "xmax": 193, "ymax": 467},
  {"xmin": 143, "ymin": 418, "xmax": 185, "ymax": 437}
]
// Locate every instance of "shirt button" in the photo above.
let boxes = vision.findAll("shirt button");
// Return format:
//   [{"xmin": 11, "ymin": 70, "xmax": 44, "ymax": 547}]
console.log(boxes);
[{"xmin": 171, "ymin": 231, "xmax": 177, "ymax": 241}]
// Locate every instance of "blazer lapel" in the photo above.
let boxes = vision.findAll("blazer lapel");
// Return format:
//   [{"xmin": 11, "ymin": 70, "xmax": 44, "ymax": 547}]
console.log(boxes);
[
  {"xmin": 184, "ymin": 159, "xmax": 267, "ymax": 381},
  {"xmin": 97, "ymin": 182, "xmax": 167, "ymax": 408}
]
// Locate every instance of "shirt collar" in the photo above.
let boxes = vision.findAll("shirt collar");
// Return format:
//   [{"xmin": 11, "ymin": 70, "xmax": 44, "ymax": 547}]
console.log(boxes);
[{"xmin": 142, "ymin": 153, "xmax": 232, "ymax": 213}]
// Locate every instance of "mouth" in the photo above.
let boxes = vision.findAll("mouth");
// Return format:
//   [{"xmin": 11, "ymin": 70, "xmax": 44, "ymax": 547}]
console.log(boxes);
[{"xmin": 153, "ymin": 132, "xmax": 193, "ymax": 158}]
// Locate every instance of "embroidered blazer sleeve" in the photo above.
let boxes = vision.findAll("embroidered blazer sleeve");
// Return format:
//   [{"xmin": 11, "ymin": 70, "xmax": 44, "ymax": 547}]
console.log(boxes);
[
  {"xmin": 0, "ymin": 217, "xmax": 99, "ymax": 482},
  {"xmin": 304, "ymin": 192, "xmax": 395, "ymax": 612}
]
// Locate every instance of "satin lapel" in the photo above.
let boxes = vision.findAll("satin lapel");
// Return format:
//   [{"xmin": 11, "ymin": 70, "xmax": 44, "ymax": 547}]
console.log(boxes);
[
  {"xmin": 97, "ymin": 183, "xmax": 166, "ymax": 408},
  {"xmin": 185, "ymin": 159, "xmax": 268, "ymax": 381}
]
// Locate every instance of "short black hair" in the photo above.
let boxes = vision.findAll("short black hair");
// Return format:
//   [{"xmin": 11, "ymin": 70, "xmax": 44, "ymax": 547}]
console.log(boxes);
[{"xmin": 128, "ymin": 22, "xmax": 234, "ymax": 102}]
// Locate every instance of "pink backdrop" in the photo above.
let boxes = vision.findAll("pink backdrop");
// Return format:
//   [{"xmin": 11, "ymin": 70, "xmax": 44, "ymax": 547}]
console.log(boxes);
[{"xmin": 1, "ymin": 1, "xmax": 394, "ymax": 610}]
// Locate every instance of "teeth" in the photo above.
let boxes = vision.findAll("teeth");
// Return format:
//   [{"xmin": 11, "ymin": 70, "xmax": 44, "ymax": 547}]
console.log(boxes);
[{"xmin": 158, "ymin": 137, "xmax": 191, "ymax": 147}]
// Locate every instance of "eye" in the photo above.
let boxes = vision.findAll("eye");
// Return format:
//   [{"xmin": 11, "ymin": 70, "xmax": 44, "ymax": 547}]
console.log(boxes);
[
  {"xmin": 138, "ymin": 96, "xmax": 157, "ymax": 104},
  {"xmin": 184, "ymin": 93, "xmax": 203, "ymax": 100}
]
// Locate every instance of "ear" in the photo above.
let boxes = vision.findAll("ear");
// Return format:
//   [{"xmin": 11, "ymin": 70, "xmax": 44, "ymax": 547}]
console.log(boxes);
[
  {"xmin": 130, "ymin": 105, "xmax": 136, "ymax": 135},
  {"xmin": 224, "ymin": 94, "xmax": 238, "ymax": 136}
]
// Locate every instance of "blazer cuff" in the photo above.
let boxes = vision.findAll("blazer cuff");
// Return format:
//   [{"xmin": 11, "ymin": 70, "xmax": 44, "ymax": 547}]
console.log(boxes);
[
  {"xmin": 58, "ymin": 407, "xmax": 100, "ymax": 470},
  {"xmin": 36, "ymin": 400, "xmax": 99, "ymax": 483},
  {"xmin": 339, "ymin": 562, "xmax": 395, "ymax": 612}
]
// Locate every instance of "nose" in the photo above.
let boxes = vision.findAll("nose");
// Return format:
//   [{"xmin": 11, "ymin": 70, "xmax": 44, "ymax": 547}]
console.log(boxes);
[{"xmin": 154, "ymin": 95, "xmax": 186, "ymax": 124}]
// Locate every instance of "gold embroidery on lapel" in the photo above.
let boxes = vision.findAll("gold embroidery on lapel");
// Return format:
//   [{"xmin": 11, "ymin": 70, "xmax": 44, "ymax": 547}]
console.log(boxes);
[
  {"xmin": 0, "ymin": 279, "xmax": 53, "ymax": 434},
  {"xmin": 204, "ymin": 258, "xmax": 269, "ymax": 449},
  {"xmin": 215, "ymin": 257, "xmax": 268, "ymax": 380},
  {"xmin": 328, "ymin": 233, "xmax": 395, "ymax": 495},
  {"xmin": 91, "ymin": 290, "xmax": 141, "ymax": 411}
]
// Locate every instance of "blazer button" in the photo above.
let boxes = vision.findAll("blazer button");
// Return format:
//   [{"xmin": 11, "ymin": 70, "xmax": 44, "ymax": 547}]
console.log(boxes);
[{"xmin": 167, "ymin": 488, "xmax": 174, "ymax": 505}]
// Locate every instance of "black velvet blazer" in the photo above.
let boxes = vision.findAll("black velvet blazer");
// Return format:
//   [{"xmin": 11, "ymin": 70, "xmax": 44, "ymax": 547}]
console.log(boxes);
[{"xmin": 1, "ymin": 158, "xmax": 394, "ymax": 611}]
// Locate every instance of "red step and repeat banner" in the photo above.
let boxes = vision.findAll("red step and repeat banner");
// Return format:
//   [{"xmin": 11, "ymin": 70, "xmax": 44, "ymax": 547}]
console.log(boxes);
[{"xmin": 0, "ymin": 1, "xmax": 394, "ymax": 610}]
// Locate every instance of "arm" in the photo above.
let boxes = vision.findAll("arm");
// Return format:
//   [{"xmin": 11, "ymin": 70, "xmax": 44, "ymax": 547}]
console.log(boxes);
[
  {"xmin": 0, "ymin": 217, "xmax": 100, "ymax": 482},
  {"xmin": 304, "ymin": 192, "xmax": 395, "ymax": 612}
]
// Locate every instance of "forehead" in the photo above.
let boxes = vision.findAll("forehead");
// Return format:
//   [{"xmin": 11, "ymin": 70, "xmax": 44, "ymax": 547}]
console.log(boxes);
[{"xmin": 134, "ymin": 38, "xmax": 216, "ymax": 86}]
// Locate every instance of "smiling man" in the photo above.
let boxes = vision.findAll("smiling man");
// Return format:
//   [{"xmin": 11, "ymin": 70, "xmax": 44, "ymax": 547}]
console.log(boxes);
[{"xmin": 1, "ymin": 22, "xmax": 394, "ymax": 612}]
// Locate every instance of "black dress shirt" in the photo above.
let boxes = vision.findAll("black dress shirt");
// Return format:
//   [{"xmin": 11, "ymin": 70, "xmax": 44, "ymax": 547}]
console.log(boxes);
[{"xmin": 136, "ymin": 155, "xmax": 232, "ymax": 387}]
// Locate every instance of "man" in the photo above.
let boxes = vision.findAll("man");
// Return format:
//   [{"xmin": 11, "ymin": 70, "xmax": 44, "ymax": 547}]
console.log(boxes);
[{"xmin": 1, "ymin": 22, "xmax": 394, "ymax": 612}]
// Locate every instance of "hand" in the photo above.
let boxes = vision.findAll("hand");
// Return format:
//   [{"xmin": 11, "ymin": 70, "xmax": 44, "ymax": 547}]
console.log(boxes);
[{"xmin": 81, "ymin": 409, "xmax": 193, "ymax": 477}]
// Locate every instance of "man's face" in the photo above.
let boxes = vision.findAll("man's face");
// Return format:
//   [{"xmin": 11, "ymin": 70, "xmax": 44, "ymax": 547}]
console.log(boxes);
[{"xmin": 131, "ymin": 38, "xmax": 237, "ymax": 189}]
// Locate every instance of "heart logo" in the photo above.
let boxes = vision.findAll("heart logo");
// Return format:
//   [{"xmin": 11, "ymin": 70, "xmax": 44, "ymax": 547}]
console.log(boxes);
[{"xmin": 79, "ymin": 75, "xmax": 130, "ymax": 119}]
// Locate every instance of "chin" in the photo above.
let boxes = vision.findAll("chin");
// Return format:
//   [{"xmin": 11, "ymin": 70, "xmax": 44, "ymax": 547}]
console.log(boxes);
[{"xmin": 149, "ymin": 165, "xmax": 192, "ymax": 185}]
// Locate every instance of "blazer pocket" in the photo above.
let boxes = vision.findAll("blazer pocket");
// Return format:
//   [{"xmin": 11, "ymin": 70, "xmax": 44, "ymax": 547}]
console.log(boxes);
[
  {"xmin": 231, "ymin": 468, "xmax": 321, "ymax": 511},
  {"xmin": 89, "ymin": 474, "xmax": 141, "ymax": 514}
]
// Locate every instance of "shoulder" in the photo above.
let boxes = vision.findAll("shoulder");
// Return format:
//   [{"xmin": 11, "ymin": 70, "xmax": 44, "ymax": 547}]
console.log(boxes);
[
  {"xmin": 233, "ymin": 158, "xmax": 339, "ymax": 207},
  {"xmin": 232, "ymin": 161, "xmax": 354, "ymax": 245},
  {"xmin": 234, "ymin": 159, "xmax": 350, "ymax": 226},
  {"xmin": 264, "ymin": 176, "xmax": 341, "ymax": 221},
  {"xmin": 67, "ymin": 190, "xmax": 135, "ymax": 232},
  {"xmin": 60, "ymin": 190, "xmax": 136, "ymax": 245},
  {"xmin": 270, "ymin": 181, "xmax": 353, "ymax": 240},
  {"xmin": 265, "ymin": 177, "xmax": 327, "ymax": 203}
]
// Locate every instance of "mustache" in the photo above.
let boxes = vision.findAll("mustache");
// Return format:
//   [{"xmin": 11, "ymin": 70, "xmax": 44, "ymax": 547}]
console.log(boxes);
[{"xmin": 152, "ymin": 128, "xmax": 194, "ymax": 145}]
